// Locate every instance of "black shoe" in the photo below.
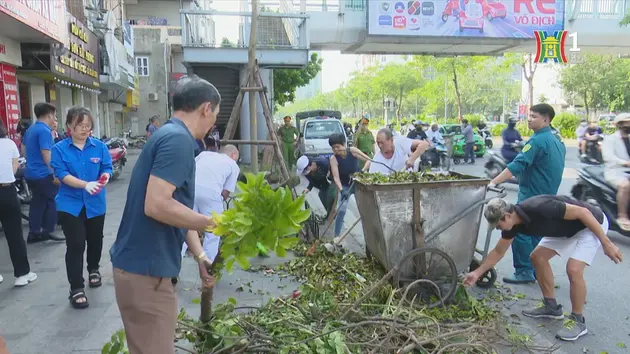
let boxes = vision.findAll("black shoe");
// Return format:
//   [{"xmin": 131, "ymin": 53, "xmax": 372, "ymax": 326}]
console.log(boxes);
[
  {"xmin": 43, "ymin": 233, "xmax": 66, "ymax": 241},
  {"xmin": 171, "ymin": 277, "xmax": 178, "ymax": 285},
  {"xmin": 27, "ymin": 233, "xmax": 45, "ymax": 244}
]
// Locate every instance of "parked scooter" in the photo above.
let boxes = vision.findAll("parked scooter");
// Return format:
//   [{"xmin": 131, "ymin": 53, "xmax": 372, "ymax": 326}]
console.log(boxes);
[
  {"xmin": 484, "ymin": 141, "xmax": 524, "ymax": 184},
  {"xmin": 124, "ymin": 130, "xmax": 146, "ymax": 149},
  {"xmin": 571, "ymin": 165, "xmax": 629, "ymax": 236},
  {"xmin": 578, "ymin": 136, "xmax": 604, "ymax": 165},
  {"xmin": 478, "ymin": 127, "xmax": 493, "ymax": 148},
  {"xmin": 105, "ymin": 138, "xmax": 128, "ymax": 180}
]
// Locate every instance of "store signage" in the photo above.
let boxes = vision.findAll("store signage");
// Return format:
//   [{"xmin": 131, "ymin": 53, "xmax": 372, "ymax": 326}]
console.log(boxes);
[
  {"xmin": 126, "ymin": 74, "xmax": 139, "ymax": 109},
  {"xmin": 51, "ymin": 14, "xmax": 100, "ymax": 88},
  {"xmin": 0, "ymin": 64, "xmax": 20, "ymax": 139},
  {"xmin": 367, "ymin": 0, "xmax": 565, "ymax": 39},
  {"xmin": 0, "ymin": 0, "xmax": 65, "ymax": 43},
  {"xmin": 0, "ymin": 35, "xmax": 23, "ymax": 67}
]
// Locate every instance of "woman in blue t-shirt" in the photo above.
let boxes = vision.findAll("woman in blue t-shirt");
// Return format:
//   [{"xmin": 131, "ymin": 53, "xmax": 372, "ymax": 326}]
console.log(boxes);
[
  {"xmin": 328, "ymin": 133, "xmax": 371, "ymax": 238},
  {"xmin": 51, "ymin": 106, "xmax": 113, "ymax": 309}
]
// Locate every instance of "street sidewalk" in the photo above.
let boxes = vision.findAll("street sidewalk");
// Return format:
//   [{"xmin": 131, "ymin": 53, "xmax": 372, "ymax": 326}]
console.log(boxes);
[{"xmin": 0, "ymin": 151, "xmax": 299, "ymax": 354}]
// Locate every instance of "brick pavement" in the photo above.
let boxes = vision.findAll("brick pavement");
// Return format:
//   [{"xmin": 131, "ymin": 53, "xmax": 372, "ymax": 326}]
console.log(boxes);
[{"xmin": 0, "ymin": 151, "xmax": 300, "ymax": 354}]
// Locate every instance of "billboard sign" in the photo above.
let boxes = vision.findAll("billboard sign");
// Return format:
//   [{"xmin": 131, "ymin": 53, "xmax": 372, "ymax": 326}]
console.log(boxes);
[{"xmin": 367, "ymin": 0, "xmax": 565, "ymax": 38}]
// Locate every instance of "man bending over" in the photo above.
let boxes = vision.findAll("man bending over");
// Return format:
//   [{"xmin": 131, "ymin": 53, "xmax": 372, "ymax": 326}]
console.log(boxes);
[{"xmin": 464, "ymin": 195, "xmax": 622, "ymax": 341}]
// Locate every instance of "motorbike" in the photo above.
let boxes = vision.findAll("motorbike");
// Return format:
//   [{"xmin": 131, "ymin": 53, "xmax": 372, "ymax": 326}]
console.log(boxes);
[
  {"xmin": 578, "ymin": 136, "xmax": 604, "ymax": 165},
  {"xmin": 124, "ymin": 130, "xmax": 147, "ymax": 149},
  {"xmin": 484, "ymin": 141, "xmax": 524, "ymax": 184},
  {"xmin": 419, "ymin": 138, "xmax": 451, "ymax": 171},
  {"xmin": 478, "ymin": 127, "xmax": 493, "ymax": 148},
  {"xmin": 441, "ymin": 0, "xmax": 461, "ymax": 22},
  {"xmin": 571, "ymin": 165, "xmax": 629, "ymax": 236},
  {"xmin": 106, "ymin": 138, "xmax": 128, "ymax": 181}
]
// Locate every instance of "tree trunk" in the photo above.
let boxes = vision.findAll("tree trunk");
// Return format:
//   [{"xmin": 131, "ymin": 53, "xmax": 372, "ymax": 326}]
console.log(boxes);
[
  {"xmin": 396, "ymin": 87, "xmax": 404, "ymax": 120},
  {"xmin": 583, "ymin": 91, "xmax": 590, "ymax": 116},
  {"xmin": 451, "ymin": 61, "xmax": 463, "ymax": 120},
  {"xmin": 522, "ymin": 54, "xmax": 537, "ymax": 112}
]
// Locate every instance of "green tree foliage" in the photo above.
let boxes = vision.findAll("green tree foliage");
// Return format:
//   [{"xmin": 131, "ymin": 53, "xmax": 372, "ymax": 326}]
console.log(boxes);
[
  {"xmin": 277, "ymin": 55, "xmax": 520, "ymax": 122},
  {"xmin": 621, "ymin": 14, "xmax": 630, "ymax": 26},
  {"xmin": 273, "ymin": 53, "xmax": 323, "ymax": 107},
  {"xmin": 220, "ymin": 37, "xmax": 235, "ymax": 48},
  {"xmin": 558, "ymin": 54, "xmax": 630, "ymax": 114}
]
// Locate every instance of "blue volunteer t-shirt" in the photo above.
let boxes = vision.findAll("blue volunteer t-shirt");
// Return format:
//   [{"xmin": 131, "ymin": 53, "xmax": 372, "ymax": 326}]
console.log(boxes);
[
  {"xmin": 23, "ymin": 121, "xmax": 54, "ymax": 179},
  {"xmin": 110, "ymin": 118, "xmax": 197, "ymax": 278}
]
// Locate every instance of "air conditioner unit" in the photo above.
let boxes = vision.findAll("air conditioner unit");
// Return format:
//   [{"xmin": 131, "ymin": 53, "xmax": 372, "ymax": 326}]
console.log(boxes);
[{"xmin": 147, "ymin": 93, "xmax": 158, "ymax": 101}]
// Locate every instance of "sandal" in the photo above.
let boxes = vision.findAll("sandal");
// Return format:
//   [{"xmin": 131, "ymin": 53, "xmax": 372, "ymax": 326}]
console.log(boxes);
[
  {"xmin": 69, "ymin": 289, "xmax": 89, "ymax": 309},
  {"xmin": 88, "ymin": 271, "xmax": 102, "ymax": 288}
]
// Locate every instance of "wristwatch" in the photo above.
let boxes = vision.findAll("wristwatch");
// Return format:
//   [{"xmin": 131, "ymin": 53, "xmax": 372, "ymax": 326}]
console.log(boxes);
[{"xmin": 194, "ymin": 251, "xmax": 208, "ymax": 263}]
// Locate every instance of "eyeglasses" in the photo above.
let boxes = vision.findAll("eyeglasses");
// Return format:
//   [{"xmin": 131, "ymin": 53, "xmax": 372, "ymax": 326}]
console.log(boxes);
[{"xmin": 75, "ymin": 125, "xmax": 92, "ymax": 131}]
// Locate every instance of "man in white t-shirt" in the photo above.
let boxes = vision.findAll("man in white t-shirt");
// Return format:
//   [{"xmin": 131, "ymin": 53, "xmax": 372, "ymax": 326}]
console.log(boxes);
[
  {"xmin": 181, "ymin": 143, "xmax": 240, "ymax": 261},
  {"xmin": 368, "ymin": 128, "xmax": 429, "ymax": 174}
]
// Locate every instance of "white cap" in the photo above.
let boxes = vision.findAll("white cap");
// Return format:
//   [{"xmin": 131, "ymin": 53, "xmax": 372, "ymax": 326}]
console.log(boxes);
[
  {"xmin": 295, "ymin": 155, "xmax": 310, "ymax": 176},
  {"xmin": 615, "ymin": 113, "xmax": 630, "ymax": 124}
]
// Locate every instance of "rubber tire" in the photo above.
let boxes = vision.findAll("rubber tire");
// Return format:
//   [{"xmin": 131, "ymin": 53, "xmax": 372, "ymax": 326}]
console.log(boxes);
[
  {"xmin": 486, "ymin": 140, "xmax": 493, "ymax": 149},
  {"xmin": 453, "ymin": 157, "xmax": 461, "ymax": 165},
  {"xmin": 393, "ymin": 247, "xmax": 458, "ymax": 308},
  {"xmin": 441, "ymin": 14, "xmax": 448, "ymax": 22},
  {"xmin": 469, "ymin": 259, "xmax": 497, "ymax": 288}
]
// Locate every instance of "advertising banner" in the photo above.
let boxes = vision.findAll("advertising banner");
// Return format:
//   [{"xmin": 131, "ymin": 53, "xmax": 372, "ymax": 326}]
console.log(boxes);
[
  {"xmin": 367, "ymin": 0, "xmax": 565, "ymax": 38},
  {"xmin": 0, "ymin": 0, "xmax": 67, "ymax": 43},
  {"xmin": 0, "ymin": 64, "xmax": 19, "ymax": 139}
]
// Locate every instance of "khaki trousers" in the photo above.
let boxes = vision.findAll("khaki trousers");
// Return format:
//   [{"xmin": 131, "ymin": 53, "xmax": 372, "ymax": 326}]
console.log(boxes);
[{"xmin": 113, "ymin": 268, "xmax": 177, "ymax": 354}]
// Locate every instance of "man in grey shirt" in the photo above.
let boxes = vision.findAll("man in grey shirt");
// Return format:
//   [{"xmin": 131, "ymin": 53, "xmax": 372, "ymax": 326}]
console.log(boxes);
[{"xmin": 461, "ymin": 119, "xmax": 475, "ymax": 164}]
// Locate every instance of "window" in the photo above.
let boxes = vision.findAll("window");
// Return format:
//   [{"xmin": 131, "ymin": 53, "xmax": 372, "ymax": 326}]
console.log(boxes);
[
  {"xmin": 304, "ymin": 120, "xmax": 343, "ymax": 139},
  {"xmin": 136, "ymin": 56, "xmax": 149, "ymax": 76}
]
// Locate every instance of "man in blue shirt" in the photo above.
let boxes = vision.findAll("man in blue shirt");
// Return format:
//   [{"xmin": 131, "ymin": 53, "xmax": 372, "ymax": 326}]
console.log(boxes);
[
  {"xmin": 22, "ymin": 102, "xmax": 65, "ymax": 243},
  {"xmin": 489, "ymin": 103, "xmax": 566, "ymax": 284},
  {"xmin": 110, "ymin": 76, "xmax": 221, "ymax": 354}
]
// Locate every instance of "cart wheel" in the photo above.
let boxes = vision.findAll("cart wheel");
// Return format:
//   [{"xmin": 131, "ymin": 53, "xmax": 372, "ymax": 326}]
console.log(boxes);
[
  {"xmin": 469, "ymin": 259, "xmax": 497, "ymax": 288},
  {"xmin": 393, "ymin": 247, "xmax": 458, "ymax": 308},
  {"xmin": 453, "ymin": 157, "xmax": 461, "ymax": 165}
]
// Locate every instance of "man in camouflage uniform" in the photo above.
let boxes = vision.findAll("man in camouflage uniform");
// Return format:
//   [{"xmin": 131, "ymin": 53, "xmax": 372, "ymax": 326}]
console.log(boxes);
[{"xmin": 277, "ymin": 116, "xmax": 299, "ymax": 169}]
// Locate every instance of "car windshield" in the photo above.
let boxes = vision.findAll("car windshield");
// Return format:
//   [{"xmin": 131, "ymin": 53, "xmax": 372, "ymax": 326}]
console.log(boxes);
[
  {"xmin": 443, "ymin": 125, "xmax": 462, "ymax": 135},
  {"xmin": 304, "ymin": 120, "xmax": 343, "ymax": 139}
]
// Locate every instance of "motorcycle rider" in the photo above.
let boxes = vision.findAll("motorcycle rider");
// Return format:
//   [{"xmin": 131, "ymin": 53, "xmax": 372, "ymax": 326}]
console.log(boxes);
[
  {"xmin": 426, "ymin": 123, "xmax": 444, "ymax": 145},
  {"xmin": 501, "ymin": 118, "xmax": 523, "ymax": 163},
  {"xmin": 407, "ymin": 120, "xmax": 429, "ymax": 141},
  {"xmin": 580, "ymin": 120, "xmax": 602, "ymax": 159},
  {"xmin": 602, "ymin": 113, "xmax": 630, "ymax": 231},
  {"xmin": 576, "ymin": 119, "xmax": 588, "ymax": 152}
]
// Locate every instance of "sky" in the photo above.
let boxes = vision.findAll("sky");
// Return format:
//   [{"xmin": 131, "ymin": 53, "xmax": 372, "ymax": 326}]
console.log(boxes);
[{"xmin": 210, "ymin": 2, "xmax": 357, "ymax": 93}]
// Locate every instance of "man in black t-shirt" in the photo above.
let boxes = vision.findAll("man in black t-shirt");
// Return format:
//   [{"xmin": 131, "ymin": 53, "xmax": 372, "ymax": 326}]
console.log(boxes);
[
  {"xmin": 580, "ymin": 121, "xmax": 602, "ymax": 158},
  {"xmin": 406, "ymin": 121, "xmax": 428, "ymax": 141},
  {"xmin": 464, "ymin": 195, "xmax": 622, "ymax": 342}
]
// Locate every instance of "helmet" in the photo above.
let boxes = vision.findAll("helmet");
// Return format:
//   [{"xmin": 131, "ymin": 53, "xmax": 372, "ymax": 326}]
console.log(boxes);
[
  {"xmin": 508, "ymin": 118, "xmax": 518, "ymax": 124},
  {"xmin": 413, "ymin": 120, "xmax": 424, "ymax": 126},
  {"xmin": 614, "ymin": 113, "xmax": 630, "ymax": 124}
]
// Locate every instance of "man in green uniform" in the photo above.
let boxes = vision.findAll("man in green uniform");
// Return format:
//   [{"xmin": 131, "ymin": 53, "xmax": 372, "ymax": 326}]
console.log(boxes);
[
  {"xmin": 278, "ymin": 116, "xmax": 299, "ymax": 169},
  {"xmin": 353, "ymin": 117, "xmax": 375, "ymax": 169},
  {"xmin": 489, "ymin": 103, "xmax": 566, "ymax": 284}
]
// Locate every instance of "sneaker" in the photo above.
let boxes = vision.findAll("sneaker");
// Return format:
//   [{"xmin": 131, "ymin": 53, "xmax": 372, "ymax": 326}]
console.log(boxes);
[
  {"xmin": 503, "ymin": 270, "xmax": 536, "ymax": 284},
  {"xmin": 0, "ymin": 274, "xmax": 3, "ymax": 283},
  {"xmin": 556, "ymin": 315, "xmax": 588, "ymax": 341},
  {"xmin": 522, "ymin": 301, "xmax": 564, "ymax": 320},
  {"xmin": 14, "ymin": 272, "xmax": 37, "ymax": 287}
]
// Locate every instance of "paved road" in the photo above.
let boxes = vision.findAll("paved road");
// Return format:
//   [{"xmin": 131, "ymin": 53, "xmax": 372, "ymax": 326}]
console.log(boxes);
[
  {"xmin": 305, "ymin": 143, "xmax": 630, "ymax": 354},
  {"xmin": 0, "ymin": 151, "xmax": 299, "ymax": 354}
]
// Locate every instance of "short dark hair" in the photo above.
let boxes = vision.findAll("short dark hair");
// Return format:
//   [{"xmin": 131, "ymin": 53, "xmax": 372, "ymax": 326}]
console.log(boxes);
[
  {"xmin": 377, "ymin": 128, "xmax": 394, "ymax": 140},
  {"xmin": 172, "ymin": 75, "xmax": 221, "ymax": 113},
  {"xmin": 150, "ymin": 115, "xmax": 158, "ymax": 123},
  {"xmin": 462, "ymin": 119, "xmax": 469, "ymax": 124},
  {"xmin": 66, "ymin": 106, "xmax": 94, "ymax": 128},
  {"xmin": 530, "ymin": 103, "xmax": 556, "ymax": 121},
  {"xmin": 0, "ymin": 123, "xmax": 7, "ymax": 139},
  {"xmin": 328, "ymin": 133, "xmax": 346, "ymax": 147},
  {"xmin": 34, "ymin": 102, "xmax": 56, "ymax": 119}
]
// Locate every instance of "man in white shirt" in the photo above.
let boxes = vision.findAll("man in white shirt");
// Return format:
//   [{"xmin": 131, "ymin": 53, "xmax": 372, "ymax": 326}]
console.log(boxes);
[
  {"xmin": 602, "ymin": 113, "xmax": 630, "ymax": 230},
  {"xmin": 368, "ymin": 128, "xmax": 429, "ymax": 174},
  {"xmin": 426, "ymin": 123, "xmax": 444, "ymax": 145},
  {"xmin": 181, "ymin": 143, "xmax": 240, "ymax": 260}
]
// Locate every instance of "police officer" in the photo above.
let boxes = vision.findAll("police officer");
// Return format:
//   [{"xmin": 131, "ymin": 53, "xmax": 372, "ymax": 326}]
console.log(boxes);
[
  {"xmin": 277, "ymin": 116, "xmax": 299, "ymax": 169},
  {"xmin": 488, "ymin": 103, "xmax": 566, "ymax": 284}
]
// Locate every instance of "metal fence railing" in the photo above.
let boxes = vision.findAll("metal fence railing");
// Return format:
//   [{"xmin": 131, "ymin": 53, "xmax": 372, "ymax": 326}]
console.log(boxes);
[
  {"xmin": 180, "ymin": 10, "xmax": 309, "ymax": 50},
  {"xmin": 566, "ymin": 0, "xmax": 627, "ymax": 20}
]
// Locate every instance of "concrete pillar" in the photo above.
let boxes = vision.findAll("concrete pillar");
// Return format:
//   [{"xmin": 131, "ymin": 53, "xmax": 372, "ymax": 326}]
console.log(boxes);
[
  {"xmin": 30, "ymin": 83, "xmax": 46, "ymax": 117},
  {"xmin": 239, "ymin": 67, "xmax": 252, "ymax": 164}
]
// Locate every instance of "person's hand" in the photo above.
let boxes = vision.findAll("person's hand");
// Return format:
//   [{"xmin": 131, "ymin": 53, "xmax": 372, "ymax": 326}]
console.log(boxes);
[
  {"xmin": 602, "ymin": 241, "xmax": 623, "ymax": 264},
  {"xmin": 198, "ymin": 258, "xmax": 216, "ymax": 289},
  {"xmin": 463, "ymin": 271, "xmax": 481, "ymax": 287},
  {"xmin": 52, "ymin": 177, "xmax": 60, "ymax": 186},
  {"xmin": 99, "ymin": 173, "xmax": 110, "ymax": 185},
  {"xmin": 624, "ymin": 161, "xmax": 630, "ymax": 167},
  {"xmin": 302, "ymin": 188, "xmax": 309, "ymax": 195},
  {"xmin": 84, "ymin": 181, "xmax": 103, "ymax": 195},
  {"xmin": 204, "ymin": 217, "xmax": 217, "ymax": 232},
  {"xmin": 487, "ymin": 182, "xmax": 497, "ymax": 190},
  {"xmin": 405, "ymin": 158, "xmax": 415, "ymax": 169}
]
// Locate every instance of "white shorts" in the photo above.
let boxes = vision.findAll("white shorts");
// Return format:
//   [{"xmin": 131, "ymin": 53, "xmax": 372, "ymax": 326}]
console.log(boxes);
[
  {"xmin": 604, "ymin": 169, "xmax": 628, "ymax": 187},
  {"xmin": 537, "ymin": 214, "xmax": 609, "ymax": 266}
]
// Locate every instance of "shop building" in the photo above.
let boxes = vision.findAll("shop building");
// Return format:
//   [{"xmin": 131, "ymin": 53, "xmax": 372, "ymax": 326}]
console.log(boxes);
[{"xmin": 0, "ymin": 0, "xmax": 67, "ymax": 140}]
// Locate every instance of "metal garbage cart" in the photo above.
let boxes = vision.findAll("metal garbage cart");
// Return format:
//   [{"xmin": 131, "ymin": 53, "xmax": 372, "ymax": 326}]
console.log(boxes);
[{"xmin": 354, "ymin": 173, "xmax": 506, "ymax": 307}]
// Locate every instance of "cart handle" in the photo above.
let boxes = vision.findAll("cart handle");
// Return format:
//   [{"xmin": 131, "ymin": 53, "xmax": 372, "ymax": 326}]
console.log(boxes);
[{"xmin": 423, "ymin": 185, "xmax": 506, "ymax": 242}]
